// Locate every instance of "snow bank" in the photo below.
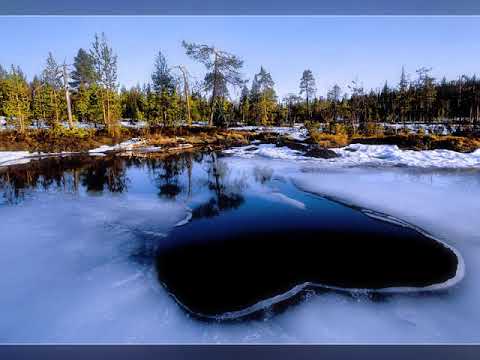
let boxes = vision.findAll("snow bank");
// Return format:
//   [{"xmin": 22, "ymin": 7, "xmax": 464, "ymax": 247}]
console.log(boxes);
[
  {"xmin": 120, "ymin": 120, "xmax": 148, "ymax": 129},
  {"xmin": 226, "ymin": 143, "xmax": 480, "ymax": 169},
  {"xmin": 380, "ymin": 122, "xmax": 472, "ymax": 136},
  {"xmin": 88, "ymin": 138, "xmax": 145, "ymax": 154},
  {"xmin": 228, "ymin": 125, "xmax": 309, "ymax": 141},
  {"xmin": 0, "ymin": 151, "xmax": 33, "ymax": 166},
  {"xmin": 334, "ymin": 144, "xmax": 480, "ymax": 168},
  {"xmin": 225, "ymin": 144, "xmax": 308, "ymax": 161},
  {"xmin": 0, "ymin": 138, "xmax": 146, "ymax": 167}
]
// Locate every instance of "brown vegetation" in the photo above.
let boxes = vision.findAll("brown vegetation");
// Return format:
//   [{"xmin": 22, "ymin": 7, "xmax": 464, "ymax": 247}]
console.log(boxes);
[
  {"xmin": 306, "ymin": 122, "xmax": 480, "ymax": 153},
  {"xmin": 0, "ymin": 126, "xmax": 251, "ymax": 154},
  {"xmin": 352, "ymin": 134, "xmax": 480, "ymax": 153},
  {"xmin": 0, "ymin": 127, "xmax": 136, "ymax": 153}
]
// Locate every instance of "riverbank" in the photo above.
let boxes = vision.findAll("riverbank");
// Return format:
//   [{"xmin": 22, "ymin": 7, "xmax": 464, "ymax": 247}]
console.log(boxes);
[
  {"xmin": 0, "ymin": 126, "xmax": 251, "ymax": 153},
  {"xmin": 0, "ymin": 126, "xmax": 254, "ymax": 166},
  {"xmin": 306, "ymin": 126, "xmax": 480, "ymax": 153},
  {"xmin": 1, "ymin": 125, "xmax": 480, "ymax": 168}
]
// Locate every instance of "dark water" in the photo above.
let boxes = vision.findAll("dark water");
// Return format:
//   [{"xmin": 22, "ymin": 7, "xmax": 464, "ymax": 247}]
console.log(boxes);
[{"xmin": 0, "ymin": 152, "xmax": 460, "ymax": 319}]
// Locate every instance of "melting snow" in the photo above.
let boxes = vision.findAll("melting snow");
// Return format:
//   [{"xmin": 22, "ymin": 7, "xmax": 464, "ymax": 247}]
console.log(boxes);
[
  {"xmin": 228, "ymin": 125, "xmax": 309, "ymax": 141},
  {"xmin": 226, "ymin": 143, "xmax": 480, "ymax": 169},
  {"xmin": 0, "ymin": 151, "xmax": 33, "ymax": 166},
  {"xmin": 88, "ymin": 138, "xmax": 145, "ymax": 154}
]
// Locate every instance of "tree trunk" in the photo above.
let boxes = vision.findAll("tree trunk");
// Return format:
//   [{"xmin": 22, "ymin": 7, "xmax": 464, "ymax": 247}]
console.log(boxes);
[
  {"xmin": 62, "ymin": 64, "xmax": 74, "ymax": 129},
  {"xmin": 178, "ymin": 66, "xmax": 191, "ymax": 126},
  {"xmin": 209, "ymin": 51, "xmax": 218, "ymax": 127}
]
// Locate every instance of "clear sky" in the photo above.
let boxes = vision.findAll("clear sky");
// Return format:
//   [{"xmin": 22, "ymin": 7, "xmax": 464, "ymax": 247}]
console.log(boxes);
[{"xmin": 1, "ymin": 16, "xmax": 479, "ymax": 98}]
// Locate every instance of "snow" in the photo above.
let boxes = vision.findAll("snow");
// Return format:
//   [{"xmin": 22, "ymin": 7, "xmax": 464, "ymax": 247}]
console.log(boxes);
[
  {"xmin": 225, "ymin": 144, "xmax": 308, "ymax": 161},
  {"xmin": 120, "ymin": 120, "xmax": 148, "ymax": 129},
  {"xmin": 0, "ymin": 138, "xmax": 146, "ymax": 167},
  {"xmin": 228, "ymin": 125, "xmax": 309, "ymax": 141},
  {"xmin": 0, "ymin": 193, "xmax": 190, "ymax": 343},
  {"xmin": 380, "ymin": 122, "xmax": 473, "ymax": 136},
  {"xmin": 88, "ymin": 138, "xmax": 145, "ymax": 154},
  {"xmin": 334, "ymin": 144, "xmax": 480, "ymax": 168},
  {"xmin": 226, "ymin": 143, "xmax": 480, "ymax": 169},
  {"xmin": 0, "ymin": 151, "xmax": 33, "ymax": 166},
  {"xmin": 0, "ymin": 119, "xmax": 147, "ymax": 132}
]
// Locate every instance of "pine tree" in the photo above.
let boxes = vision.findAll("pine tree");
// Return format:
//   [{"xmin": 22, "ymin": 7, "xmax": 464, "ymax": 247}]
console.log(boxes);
[
  {"xmin": 70, "ymin": 48, "xmax": 96, "ymax": 89},
  {"xmin": 396, "ymin": 66, "xmax": 410, "ymax": 127},
  {"xmin": 2, "ymin": 66, "xmax": 31, "ymax": 133},
  {"xmin": 182, "ymin": 41, "xmax": 244, "ymax": 126},
  {"xmin": 90, "ymin": 32, "xmax": 119, "ymax": 134},
  {"xmin": 251, "ymin": 67, "xmax": 276, "ymax": 126},
  {"xmin": 239, "ymin": 84, "xmax": 250, "ymax": 124},
  {"xmin": 31, "ymin": 75, "xmax": 48, "ymax": 126},
  {"xmin": 152, "ymin": 51, "xmax": 174, "ymax": 94},
  {"xmin": 42, "ymin": 52, "xmax": 63, "ymax": 126},
  {"xmin": 120, "ymin": 85, "xmax": 145, "ymax": 121},
  {"xmin": 326, "ymin": 84, "xmax": 341, "ymax": 126},
  {"xmin": 299, "ymin": 69, "xmax": 316, "ymax": 120}
]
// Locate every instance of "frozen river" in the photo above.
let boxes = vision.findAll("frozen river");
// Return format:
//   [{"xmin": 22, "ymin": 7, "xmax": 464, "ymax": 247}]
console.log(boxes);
[{"xmin": 0, "ymin": 144, "xmax": 479, "ymax": 343}]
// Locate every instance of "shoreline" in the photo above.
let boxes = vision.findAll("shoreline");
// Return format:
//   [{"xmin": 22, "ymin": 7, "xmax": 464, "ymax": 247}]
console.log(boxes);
[{"xmin": 1, "ymin": 125, "xmax": 480, "ymax": 168}]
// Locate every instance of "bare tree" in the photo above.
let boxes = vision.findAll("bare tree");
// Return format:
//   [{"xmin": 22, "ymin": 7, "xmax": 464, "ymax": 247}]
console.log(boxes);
[{"xmin": 172, "ymin": 65, "xmax": 192, "ymax": 125}]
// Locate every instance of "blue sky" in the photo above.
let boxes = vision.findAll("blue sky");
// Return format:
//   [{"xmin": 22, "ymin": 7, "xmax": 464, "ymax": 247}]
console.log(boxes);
[{"xmin": 1, "ymin": 16, "xmax": 479, "ymax": 98}]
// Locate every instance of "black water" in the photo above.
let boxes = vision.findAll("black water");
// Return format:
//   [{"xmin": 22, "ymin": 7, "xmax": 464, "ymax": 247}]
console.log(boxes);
[{"xmin": 0, "ymin": 152, "xmax": 460, "ymax": 319}]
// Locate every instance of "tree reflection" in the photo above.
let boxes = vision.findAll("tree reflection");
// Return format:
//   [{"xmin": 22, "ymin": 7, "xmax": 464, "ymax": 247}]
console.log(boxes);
[
  {"xmin": 191, "ymin": 152, "xmax": 246, "ymax": 219},
  {"xmin": 0, "ymin": 150, "xmax": 249, "ymax": 215},
  {"xmin": 81, "ymin": 157, "xmax": 129, "ymax": 193},
  {"xmin": 0, "ymin": 155, "xmax": 129, "ymax": 204}
]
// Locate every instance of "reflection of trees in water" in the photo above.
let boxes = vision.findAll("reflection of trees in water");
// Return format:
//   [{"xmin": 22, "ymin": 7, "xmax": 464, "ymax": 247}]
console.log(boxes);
[
  {"xmin": 146, "ymin": 154, "xmax": 191, "ymax": 200},
  {"xmin": 0, "ymin": 151, "xmax": 250, "ymax": 211},
  {"xmin": 0, "ymin": 157, "xmax": 86, "ymax": 204},
  {"xmin": 192, "ymin": 153, "xmax": 247, "ymax": 219},
  {"xmin": 0, "ymin": 156, "xmax": 129, "ymax": 204},
  {"xmin": 80, "ymin": 157, "xmax": 129, "ymax": 193},
  {"xmin": 253, "ymin": 166, "xmax": 274, "ymax": 184}
]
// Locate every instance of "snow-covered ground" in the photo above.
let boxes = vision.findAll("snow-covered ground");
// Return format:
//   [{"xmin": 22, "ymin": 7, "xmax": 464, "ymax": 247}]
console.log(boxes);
[
  {"xmin": 88, "ymin": 138, "xmax": 145, "ymax": 154},
  {"xmin": 0, "ymin": 151, "xmax": 33, "ymax": 166},
  {"xmin": 119, "ymin": 120, "xmax": 148, "ymax": 129},
  {"xmin": 228, "ymin": 124, "xmax": 309, "ymax": 141},
  {"xmin": 380, "ymin": 122, "xmax": 475, "ymax": 135},
  {"xmin": 0, "ymin": 138, "xmax": 147, "ymax": 167},
  {"xmin": 225, "ymin": 143, "xmax": 480, "ymax": 169}
]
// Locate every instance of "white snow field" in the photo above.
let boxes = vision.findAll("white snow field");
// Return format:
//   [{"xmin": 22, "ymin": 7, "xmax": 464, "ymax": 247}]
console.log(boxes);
[
  {"xmin": 225, "ymin": 143, "xmax": 480, "ymax": 169},
  {"xmin": 1, "ymin": 145, "xmax": 480, "ymax": 343}
]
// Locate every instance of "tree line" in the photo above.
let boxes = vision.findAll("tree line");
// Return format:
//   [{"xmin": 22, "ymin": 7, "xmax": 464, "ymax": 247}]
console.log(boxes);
[{"xmin": 1, "ymin": 33, "xmax": 480, "ymax": 135}]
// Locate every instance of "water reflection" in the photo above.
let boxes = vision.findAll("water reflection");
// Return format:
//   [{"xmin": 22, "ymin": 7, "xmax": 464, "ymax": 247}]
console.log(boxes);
[
  {"xmin": 0, "ymin": 156, "xmax": 131, "ymax": 204},
  {"xmin": 0, "ymin": 152, "xmax": 244, "ymax": 210},
  {"xmin": 191, "ymin": 153, "xmax": 246, "ymax": 220}
]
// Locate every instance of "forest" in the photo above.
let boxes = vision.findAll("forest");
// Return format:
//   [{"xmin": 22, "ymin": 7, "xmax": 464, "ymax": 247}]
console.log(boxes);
[{"xmin": 1, "ymin": 32, "xmax": 480, "ymax": 138}]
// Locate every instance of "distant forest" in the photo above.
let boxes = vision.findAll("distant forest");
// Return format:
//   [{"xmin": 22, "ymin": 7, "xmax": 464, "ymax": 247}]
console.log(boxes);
[{"xmin": 1, "ymin": 32, "xmax": 480, "ymax": 135}]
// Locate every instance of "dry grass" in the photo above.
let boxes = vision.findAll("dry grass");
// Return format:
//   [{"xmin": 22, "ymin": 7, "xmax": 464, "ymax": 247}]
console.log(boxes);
[
  {"xmin": 0, "ymin": 128, "xmax": 135, "ymax": 153},
  {"xmin": 352, "ymin": 134, "xmax": 480, "ymax": 153},
  {"xmin": 308, "ymin": 129, "xmax": 349, "ymax": 148}
]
